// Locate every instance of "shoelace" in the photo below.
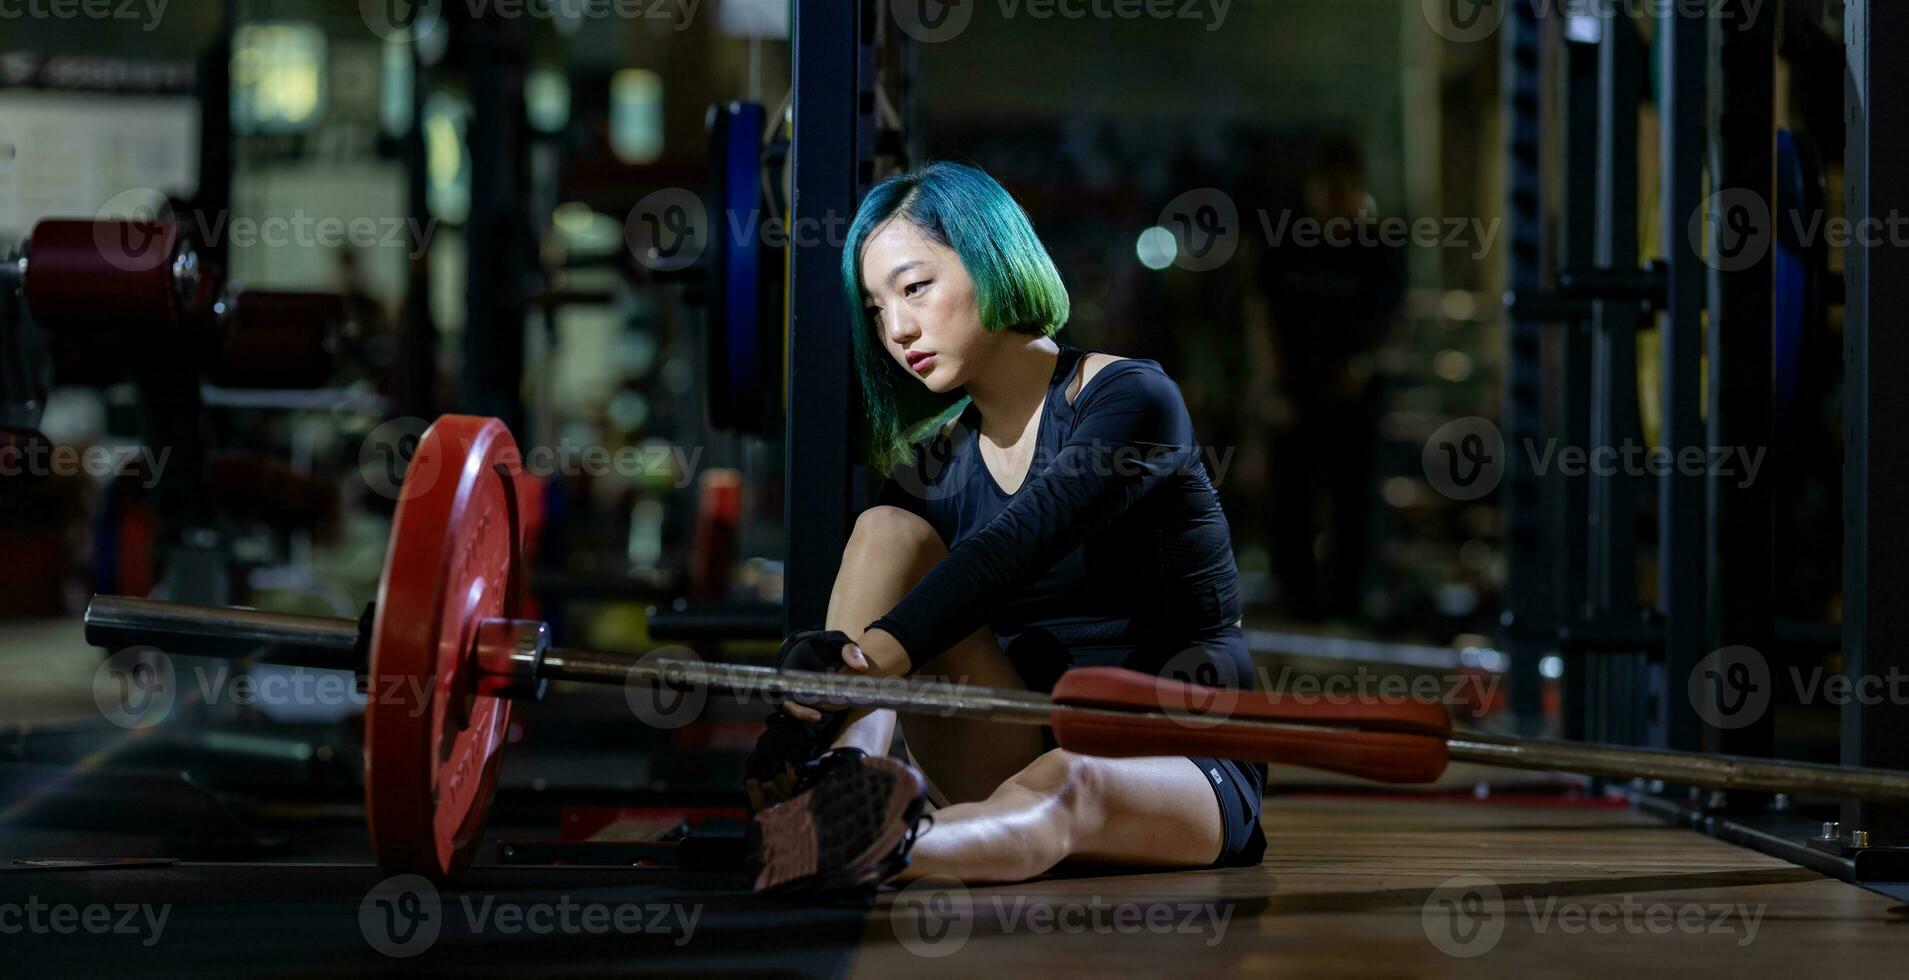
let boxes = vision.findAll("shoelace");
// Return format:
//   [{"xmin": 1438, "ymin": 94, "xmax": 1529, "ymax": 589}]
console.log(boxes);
[
  {"xmin": 792, "ymin": 747, "xmax": 859, "ymax": 795},
  {"xmin": 750, "ymin": 745, "xmax": 867, "ymax": 813},
  {"xmin": 878, "ymin": 811, "xmax": 935, "ymax": 880},
  {"xmin": 900, "ymin": 812, "xmax": 934, "ymax": 855}
]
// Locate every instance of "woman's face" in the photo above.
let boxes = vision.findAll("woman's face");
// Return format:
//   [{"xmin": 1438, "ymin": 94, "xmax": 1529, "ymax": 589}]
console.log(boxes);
[{"xmin": 859, "ymin": 215, "xmax": 990, "ymax": 395}]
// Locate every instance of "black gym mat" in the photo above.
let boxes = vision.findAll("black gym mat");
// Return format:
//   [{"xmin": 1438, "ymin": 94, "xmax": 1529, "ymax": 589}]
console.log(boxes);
[{"xmin": 0, "ymin": 863, "xmax": 868, "ymax": 978}]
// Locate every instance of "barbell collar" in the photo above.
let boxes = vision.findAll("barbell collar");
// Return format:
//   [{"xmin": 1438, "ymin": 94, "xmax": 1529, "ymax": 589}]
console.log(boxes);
[{"xmin": 475, "ymin": 618, "xmax": 551, "ymax": 701}]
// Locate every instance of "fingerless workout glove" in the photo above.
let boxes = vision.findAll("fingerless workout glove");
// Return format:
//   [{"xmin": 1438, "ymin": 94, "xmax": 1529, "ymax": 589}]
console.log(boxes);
[{"xmin": 743, "ymin": 629, "xmax": 858, "ymax": 813}]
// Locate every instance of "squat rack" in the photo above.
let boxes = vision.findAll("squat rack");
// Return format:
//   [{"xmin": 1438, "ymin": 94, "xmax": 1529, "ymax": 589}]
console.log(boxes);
[{"xmin": 1502, "ymin": 1, "xmax": 1909, "ymax": 876}]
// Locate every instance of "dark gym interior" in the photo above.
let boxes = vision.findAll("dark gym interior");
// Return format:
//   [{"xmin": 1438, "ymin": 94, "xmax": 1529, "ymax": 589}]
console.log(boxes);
[{"xmin": 2, "ymin": 0, "xmax": 1905, "ymax": 975}]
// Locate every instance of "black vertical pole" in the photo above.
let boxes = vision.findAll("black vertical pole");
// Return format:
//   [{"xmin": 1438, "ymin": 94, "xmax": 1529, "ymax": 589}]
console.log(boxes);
[
  {"xmin": 1706, "ymin": 0, "xmax": 1777, "ymax": 782},
  {"xmin": 196, "ymin": 1, "xmax": 234, "ymax": 273},
  {"xmin": 1558, "ymin": 30, "xmax": 1599, "ymax": 745},
  {"xmin": 900, "ymin": 23, "xmax": 924, "ymax": 170},
  {"xmin": 1657, "ymin": 0, "xmax": 1709, "ymax": 755},
  {"xmin": 1591, "ymin": 13, "xmax": 1644, "ymax": 747},
  {"xmin": 785, "ymin": 1, "xmax": 868, "ymax": 632},
  {"xmin": 138, "ymin": 0, "xmax": 235, "ymax": 601},
  {"xmin": 1842, "ymin": 0, "xmax": 1909, "ymax": 841},
  {"xmin": 462, "ymin": 14, "xmax": 528, "ymax": 432},
  {"xmin": 399, "ymin": 26, "xmax": 436, "ymax": 422},
  {"xmin": 1501, "ymin": 0, "xmax": 1550, "ymax": 734}
]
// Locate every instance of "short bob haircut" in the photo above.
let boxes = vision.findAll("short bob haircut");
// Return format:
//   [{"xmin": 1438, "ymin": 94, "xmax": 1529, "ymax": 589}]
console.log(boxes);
[{"xmin": 842, "ymin": 161, "xmax": 1071, "ymax": 476}]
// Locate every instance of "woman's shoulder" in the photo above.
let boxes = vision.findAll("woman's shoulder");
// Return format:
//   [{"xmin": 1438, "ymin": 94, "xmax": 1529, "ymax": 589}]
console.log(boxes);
[
  {"xmin": 1067, "ymin": 351, "xmax": 1174, "ymax": 407},
  {"xmin": 1074, "ymin": 352, "xmax": 1128, "ymax": 395}
]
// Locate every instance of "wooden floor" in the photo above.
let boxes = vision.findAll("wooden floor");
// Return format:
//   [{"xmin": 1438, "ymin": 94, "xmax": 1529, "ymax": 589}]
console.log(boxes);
[
  {"xmin": 851, "ymin": 794, "xmax": 1909, "ymax": 976},
  {"xmin": 15, "ymin": 616, "xmax": 1909, "ymax": 974}
]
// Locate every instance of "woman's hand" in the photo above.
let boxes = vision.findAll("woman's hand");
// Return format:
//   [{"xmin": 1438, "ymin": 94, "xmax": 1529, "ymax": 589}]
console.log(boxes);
[
  {"xmin": 781, "ymin": 639, "xmax": 869, "ymax": 723},
  {"xmin": 780, "ymin": 628, "xmax": 907, "ymax": 722}
]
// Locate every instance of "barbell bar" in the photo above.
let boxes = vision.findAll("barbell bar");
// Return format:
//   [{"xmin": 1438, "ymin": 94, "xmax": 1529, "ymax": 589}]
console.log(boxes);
[{"xmin": 86, "ymin": 593, "xmax": 1909, "ymax": 810}]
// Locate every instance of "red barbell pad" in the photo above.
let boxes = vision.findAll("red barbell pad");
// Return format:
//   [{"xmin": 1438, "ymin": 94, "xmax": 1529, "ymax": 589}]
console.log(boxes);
[
  {"xmin": 1050, "ymin": 666, "xmax": 1452, "ymax": 737},
  {"xmin": 23, "ymin": 219, "xmax": 185, "ymax": 327},
  {"xmin": 1049, "ymin": 712, "xmax": 1449, "ymax": 784},
  {"xmin": 366, "ymin": 415, "xmax": 524, "ymax": 879},
  {"xmin": 1048, "ymin": 666, "xmax": 1451, "ymax": 784}
]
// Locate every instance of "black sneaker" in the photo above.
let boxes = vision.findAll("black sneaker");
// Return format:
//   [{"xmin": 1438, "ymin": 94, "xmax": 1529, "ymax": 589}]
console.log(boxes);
[{"xmin": 748, "ymin": 747, "xmax": 932, "ymax": 893}]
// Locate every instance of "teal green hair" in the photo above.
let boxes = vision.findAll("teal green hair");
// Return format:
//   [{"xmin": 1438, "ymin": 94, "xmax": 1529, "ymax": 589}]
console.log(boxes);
[{"xmin": 842, "ymin": 161, "xmax": 1071, "ymax": 476}]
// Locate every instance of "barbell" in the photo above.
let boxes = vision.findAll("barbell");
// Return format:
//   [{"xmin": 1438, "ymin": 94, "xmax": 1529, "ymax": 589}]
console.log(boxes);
[
  {"xmin": 13, "ymin": 218, "xmax": 343, "ymax": 386},
  {"xmin": 83, "ymin": 415, "xmax": 1909, "ymax": 881}
]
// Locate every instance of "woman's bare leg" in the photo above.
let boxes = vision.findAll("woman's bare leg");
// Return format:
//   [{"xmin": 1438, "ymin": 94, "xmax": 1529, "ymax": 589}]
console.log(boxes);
[
  {"xmin": 818, "ymin": 506, "xmax": 1233, "ymax": 881},
  {"xmin": 821, "ymin": 506, "xmax": 1045, "ymax": 802},
  {"xmin": 896, "ymin": 751, "xmax": 1228, "ymax": 884}
]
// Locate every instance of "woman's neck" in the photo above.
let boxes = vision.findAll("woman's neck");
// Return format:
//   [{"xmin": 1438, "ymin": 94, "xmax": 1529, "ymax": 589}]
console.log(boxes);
[{"xmin": 964, "ymin": 336, "xmax": 1062, "ymax": 444}]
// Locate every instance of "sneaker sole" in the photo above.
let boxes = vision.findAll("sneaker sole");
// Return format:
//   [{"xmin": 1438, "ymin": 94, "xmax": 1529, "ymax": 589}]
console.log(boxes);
[{"xmin": 751, "ymin": 755, "xmax": 924, "ymax": 893}]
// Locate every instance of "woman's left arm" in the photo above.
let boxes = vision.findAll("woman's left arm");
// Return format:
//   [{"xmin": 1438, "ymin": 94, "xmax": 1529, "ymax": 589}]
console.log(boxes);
[{"xmin": 864, "ymin": 363, "xmax": 1203, "ymax": 673}]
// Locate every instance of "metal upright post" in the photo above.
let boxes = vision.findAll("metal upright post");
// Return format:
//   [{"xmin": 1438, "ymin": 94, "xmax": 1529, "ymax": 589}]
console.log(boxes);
[
  {"xmin": 1657, "ymin": 0, "xmax": 1710, "ymax": 755},
  {"xmin": 785, "ymin": 1, "xmax": 877, "ymax": 632},
  {"xmin": 1590, "ymin": 13, "xmax": 1645, "ymax": 747},
  {"xmin": 140, "ymin": 2, "xmax": 235, "ymax": 603},
  {"xmin": 400, "ymin": 23, "xmax": 436, "ymax": 422},
  {"xmin": 1558, "ymin": 25, "xmax": 1600, "ymax": 744},
  {"xmin": 1842, "ymin": 0, "xmax": 1909, "ymax": 841},
  {"xmin": 196, "ymin": 0, "xmax": 234, "ymax": 273},
  {"xmin": 462, "ymin": 13, "xmax": 530, "ymax": 433},
  {"xmin": 1704, "ymin": 0, "xmax": 1777, "ymax": 781},
  {"xmin": 1501, "ymin": 0, "xmax": 1551, "ymax": 734}
]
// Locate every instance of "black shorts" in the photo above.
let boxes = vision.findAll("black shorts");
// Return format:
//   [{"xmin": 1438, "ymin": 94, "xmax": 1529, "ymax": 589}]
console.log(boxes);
[{"xmin": 1187, "ymin": 756, "xmax": 1269, "ymax": 868}]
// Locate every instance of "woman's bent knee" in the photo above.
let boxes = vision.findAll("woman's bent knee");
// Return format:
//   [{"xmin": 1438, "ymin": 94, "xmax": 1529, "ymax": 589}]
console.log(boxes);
[
  {"xmin": 845, "ymin": 507, "xmax": 946, "ymax": 584},
  {"xmin": 830, "ymin": 506, "xmax": 946, "ymax": 650},
  {"xmin": 853, "ymin": 505, "xmax": 941, "ymax": 550}
]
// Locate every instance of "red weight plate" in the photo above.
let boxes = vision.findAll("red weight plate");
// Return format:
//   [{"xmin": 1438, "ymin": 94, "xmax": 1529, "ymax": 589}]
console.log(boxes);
[{"xmin": 366, "ymin": 415, "xmax": 524, "ymax": 878}]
